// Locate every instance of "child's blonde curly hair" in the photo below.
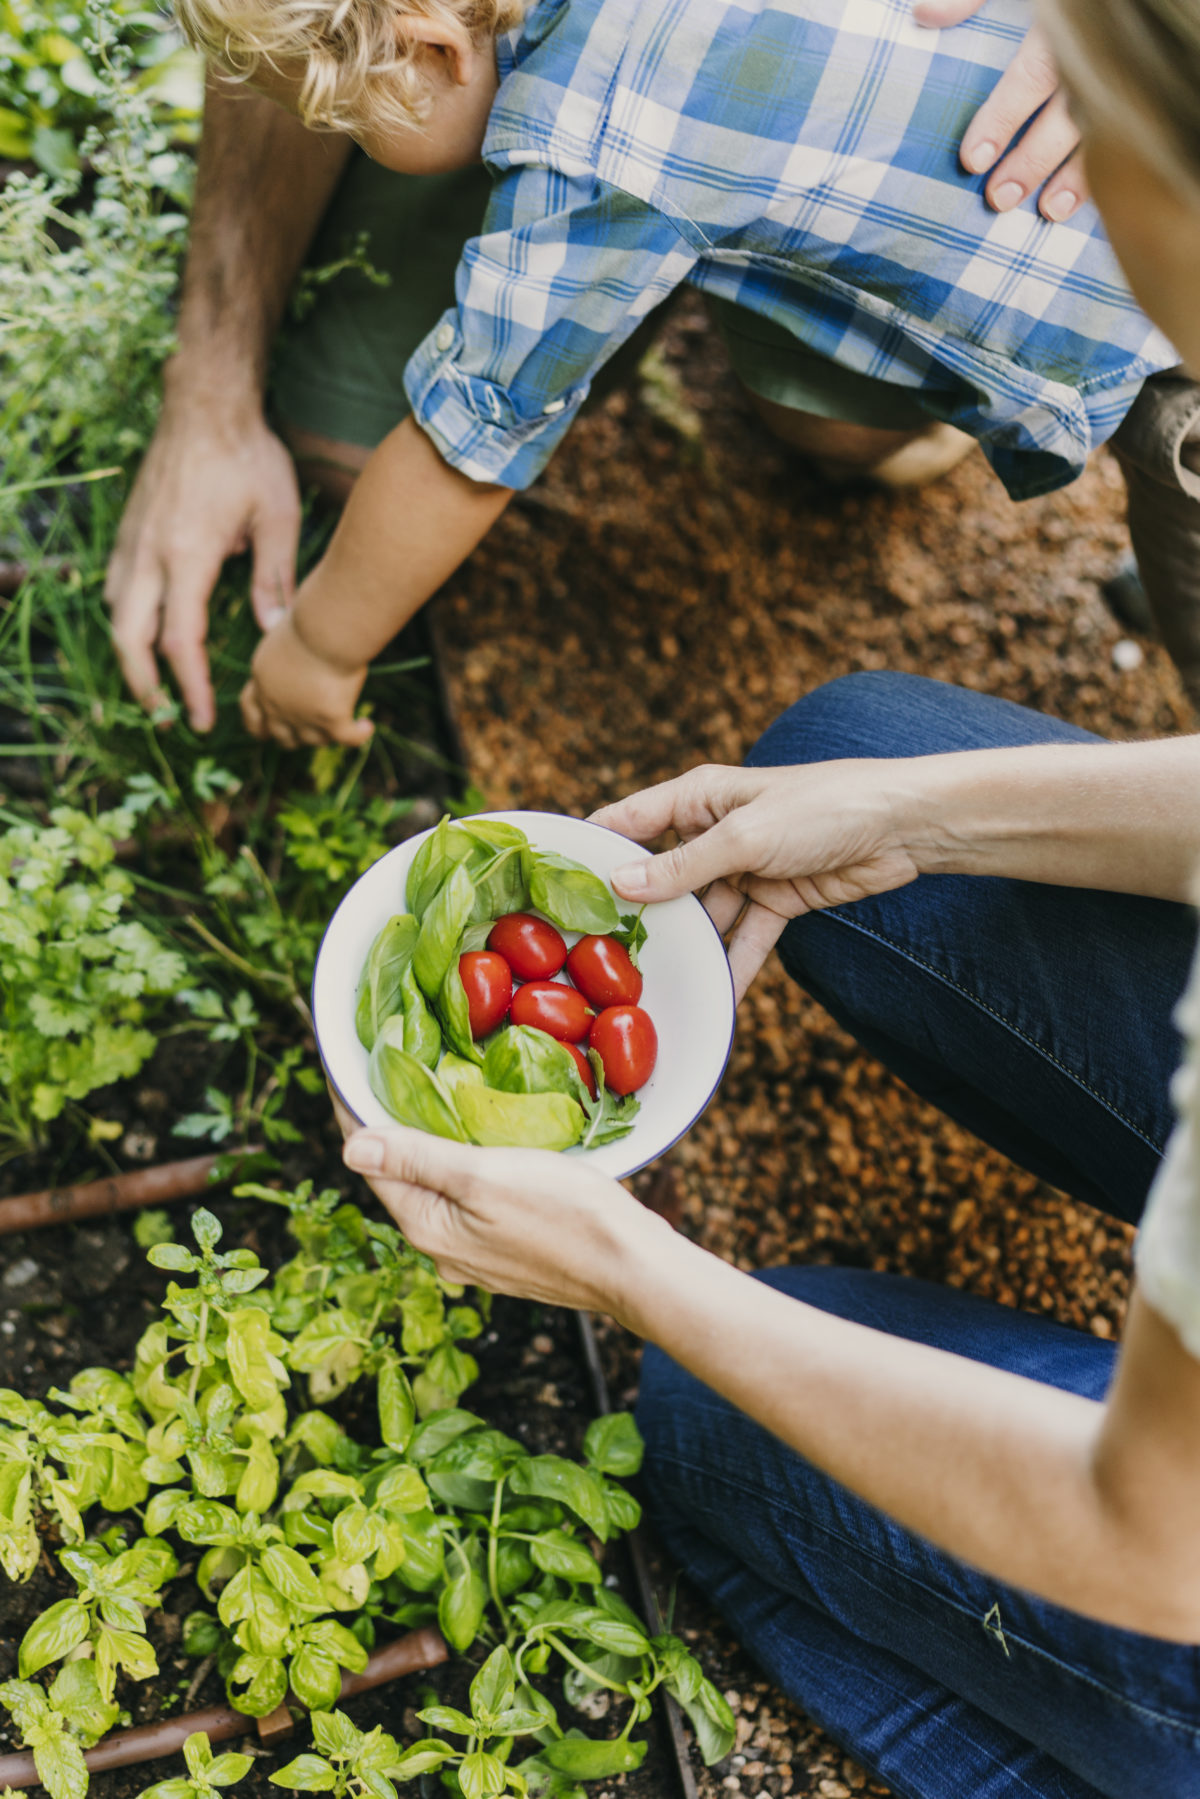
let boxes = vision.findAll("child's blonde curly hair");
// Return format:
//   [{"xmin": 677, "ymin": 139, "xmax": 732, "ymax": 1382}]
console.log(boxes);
[{"xmin": 175, "ymin": 0, "xmax": 527, "ymax": 132}]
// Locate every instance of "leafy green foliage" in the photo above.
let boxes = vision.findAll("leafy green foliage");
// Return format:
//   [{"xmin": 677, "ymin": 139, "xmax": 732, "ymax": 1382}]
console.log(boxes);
[
  {"xmin": 136, "ymin": 1730, "xmax": 253, "ymax": 1799},
  {"xmin": 0, "ymin": 0, "xmax": 201, "ymax": 173},
  {"xmin": 0, "ymin": 800, "xmax": 189, "ymax": 1143},
  {"xmin": 0, "ymin": 1191, "xmax": 733, "ymax": 1797},
  {"xmin": 1, "ymin": 0, "xmax": 192, "ymax": 515}
]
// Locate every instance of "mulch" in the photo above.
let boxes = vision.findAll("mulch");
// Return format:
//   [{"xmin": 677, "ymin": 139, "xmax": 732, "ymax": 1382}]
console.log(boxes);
[{"xmin": 432, "ymin": 292, "xmax": 1189, "ymax": 1797}]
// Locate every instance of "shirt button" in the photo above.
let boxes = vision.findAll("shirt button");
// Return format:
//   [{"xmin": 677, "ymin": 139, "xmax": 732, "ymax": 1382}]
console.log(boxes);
[
  {"xmin": 434, "ymin": 322, "xmax": 455, "ymax": 352},
  {"xmin": 542, "ymin": 398, "xmax": 567, "ymax": 415}
]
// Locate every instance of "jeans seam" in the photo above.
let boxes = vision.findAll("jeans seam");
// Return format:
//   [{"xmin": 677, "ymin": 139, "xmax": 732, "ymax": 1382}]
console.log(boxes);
[
  {"xmin": 806, "ymin": 909, "xmax": 1166, "ymax": 1156},
  {"xmin": 652, "ymin": 1449, "xmax": 1200, "ymax": 1738}
]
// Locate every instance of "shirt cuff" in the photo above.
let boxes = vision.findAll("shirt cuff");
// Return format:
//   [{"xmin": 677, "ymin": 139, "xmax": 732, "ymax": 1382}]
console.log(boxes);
[{"xmin": 404, "ymin": 311, "xmax": 587, "ymax": 489}]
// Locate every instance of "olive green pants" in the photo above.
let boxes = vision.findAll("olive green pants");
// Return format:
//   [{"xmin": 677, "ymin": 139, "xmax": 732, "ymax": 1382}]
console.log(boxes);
[{"xmin": 271, "ymin": 155, "xmax": 932, "ymax": 452}]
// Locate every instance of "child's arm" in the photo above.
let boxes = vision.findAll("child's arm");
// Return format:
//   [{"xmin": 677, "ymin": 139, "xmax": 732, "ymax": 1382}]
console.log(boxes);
[{"xmin": 240, "ymin": 415, "xmax": 512, "ymax": 746}]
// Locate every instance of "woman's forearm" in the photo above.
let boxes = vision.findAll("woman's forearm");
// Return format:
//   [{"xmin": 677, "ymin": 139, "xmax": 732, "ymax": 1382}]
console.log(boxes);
[
  {"xmin": 294, "ymin": 416, "xmax": 512, "ymax": 669},
  {"xmin": 903, "ymin": 736, "xmax": 1200, "ymax": 899},
  {"xmin": 617, "ymin": 1229, "xmax": 1200, "ymax": 1639}
]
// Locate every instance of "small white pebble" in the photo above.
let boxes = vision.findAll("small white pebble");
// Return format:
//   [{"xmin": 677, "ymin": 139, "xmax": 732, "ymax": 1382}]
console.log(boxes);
[
  {"xmin": 1112, "ymin": 638, "xmax": 1144, "ymax": 671},
  {"xmin": 3, "ymin": 1257, "xmax": 39, "ymax": 1289},
  {"xmin": 1, "ymin": 1320, "xmax": 15, "ymax": 1336}
]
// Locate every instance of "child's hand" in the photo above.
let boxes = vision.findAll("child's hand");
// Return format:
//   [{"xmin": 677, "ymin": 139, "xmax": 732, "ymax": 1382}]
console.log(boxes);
[{"xmin": 240, "ymin": 609, "xmax": 374, "ymax": 748}]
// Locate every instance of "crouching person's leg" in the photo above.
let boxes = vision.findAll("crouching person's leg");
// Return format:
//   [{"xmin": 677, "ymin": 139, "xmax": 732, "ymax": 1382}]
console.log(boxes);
[
  {"xmin": 1111, "ymin": 367, "xmax": 1200, "ymax": 712},
  {"xmin": 636, "ymin": 1265, "xmax": 1200, "ymax": 1799},
  {"xmin": 711, "ymin": 299, "xmax": 975, "ymax": 488},
  {"xmin": 744, "ymin": 672, "xmax": 1193, "ymax": 1226}
]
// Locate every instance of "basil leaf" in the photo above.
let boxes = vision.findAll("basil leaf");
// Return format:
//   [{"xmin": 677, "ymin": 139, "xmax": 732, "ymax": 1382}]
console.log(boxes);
[
  {"xmin": 413, "ymin": 861, "xmax": 476, "ymax": 999},
  {"xmin": 270, "ymin": 1754, "xmax": 338, "ymax": 1792},
  {"xmin": 482, "ymin": 1026, "xmax": 582, "ymax": 1100},
  {"xmin": 388, "ymin": 1506, "xmax": 444, "ymax": 1590},
  {"xmin": 437, "ymin": 1561, "xmax": 486, "ymax": 1653},
  {"xmin": 368, "ymin": 1028, "xmax": 468, "ymax": 1141},
  {"xmin": 541, "ymin": 1735, "xmax": 647, "ymax": 1778},
  {"xmin": 289, "ymin": 1642, "xmax": 341, "ymax": 1711},
  {"xmin": 510, "ymin": 1456, "xmax": 609, "ymax": 1538},
  {"xmin": 354, "ymin": 914, "xmax": 419, "ymax": 1051},
  {"xmin": 470, "ymin": 1644, "xmax": 515, "ymax": 1718},
  {"xmin": 583, "ymin": 1411, "xmax": 644, "ymax": 1478},
  {"xmin": 529, "ymin": 1528, "xmax": 603, "ymax": 1585},
  {"xmin": 377, "ymin": 1355, "xmax": 416, "ymax": 1454},
  {"xmin": 578, "ymin": 1052, "xmax": 640, "ymax": 1150},
  {"xmin": 406, "ymin": 817, "xmax": 474, "ymax": 919},
  {"xmin": 525, "ymin": 850, "xmax": 619, "ymax": 935},
  {"xmin": 437, "ymin": 1053, "xmax": 486, "ymax": 1100},
  {"xmin": 457, "ymin": 1084, "xmax": 584, "ymax": 1151},
  {"xmin": 468, "ymin": 845, "xmax": 529, "ymax": 922},
  {"xmin": 18, "ymin": 1598, "xmax": 89, "ymax": 1678},
  {"xmin": 669, "ymin": 1672, "xmax": 737, "ymax": 1766},
  {"xmin": 436, "ymin": 956, "xmax": 484, "ymax": 1065},
  {"xmin": 397, "ymin": 964, "xmax": 442, "ymax": 1067}
]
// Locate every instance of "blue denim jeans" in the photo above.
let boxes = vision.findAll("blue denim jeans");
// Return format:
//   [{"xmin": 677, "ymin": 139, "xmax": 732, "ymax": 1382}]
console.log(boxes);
[{"xmin": 637, "ymin": 673, "xmax": 1200, "ymax": 1798}]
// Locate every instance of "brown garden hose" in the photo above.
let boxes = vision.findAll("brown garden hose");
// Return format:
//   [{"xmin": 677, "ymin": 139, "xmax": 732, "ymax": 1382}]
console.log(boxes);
[
  {"xmin": 0, "ymin": 1150, "xmax": 263, "ymax": 1235},
  {"xmin": 0, "ymin": 1627, "xmax": 449, "ymax": 1789}
]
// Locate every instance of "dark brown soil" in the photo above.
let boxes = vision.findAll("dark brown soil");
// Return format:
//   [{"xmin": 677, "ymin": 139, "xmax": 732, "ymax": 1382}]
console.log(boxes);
[{"xmin": 430, "ymin": 293, "xmax": 1186, "ymax": 1797}]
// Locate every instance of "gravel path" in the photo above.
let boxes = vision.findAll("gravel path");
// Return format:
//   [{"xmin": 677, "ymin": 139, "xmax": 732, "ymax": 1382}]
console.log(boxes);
[{"xmin": 435, "ymin": 295, "xmax": 1187, "ymax": 1797}]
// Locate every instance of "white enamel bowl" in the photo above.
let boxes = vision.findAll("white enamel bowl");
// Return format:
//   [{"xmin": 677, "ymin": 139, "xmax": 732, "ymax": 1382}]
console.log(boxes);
[{"xmin": 312, "ymin": 809, "xmax": 736, "ymax": 1180}]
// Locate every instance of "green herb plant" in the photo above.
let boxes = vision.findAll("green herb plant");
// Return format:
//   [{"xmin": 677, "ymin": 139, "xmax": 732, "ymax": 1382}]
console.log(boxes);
[
  {"xmin": 0, "ymin": 1191, "xmax": 734, "ymax": 1799},
  {"xmin": 0, "ymin": 799, "xmax": 190, "ymax": 1147}
]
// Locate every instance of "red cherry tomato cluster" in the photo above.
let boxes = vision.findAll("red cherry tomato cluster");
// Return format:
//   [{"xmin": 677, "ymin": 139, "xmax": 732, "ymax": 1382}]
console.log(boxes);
[{"xmin": 455, "ymin": 913, "xmax": 658, "ymax": 1096}]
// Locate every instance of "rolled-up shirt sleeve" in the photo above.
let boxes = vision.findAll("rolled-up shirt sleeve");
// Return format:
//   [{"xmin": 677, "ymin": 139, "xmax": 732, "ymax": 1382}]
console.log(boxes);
[{"xmin": 403, "ymin": 161, "xmax": 696, "ymax": 488}]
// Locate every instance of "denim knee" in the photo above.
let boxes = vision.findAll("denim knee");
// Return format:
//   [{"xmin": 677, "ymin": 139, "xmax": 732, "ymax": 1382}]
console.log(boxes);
[{"xmin": 746, "ymin": 671, "xmax": 1099, "ymax": 773}]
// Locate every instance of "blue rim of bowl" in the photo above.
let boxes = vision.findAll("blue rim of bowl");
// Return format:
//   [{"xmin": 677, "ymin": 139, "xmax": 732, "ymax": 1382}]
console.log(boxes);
[{"xmin": 312, "ymin": 809, "xmax": 738, "ymax": 1181}]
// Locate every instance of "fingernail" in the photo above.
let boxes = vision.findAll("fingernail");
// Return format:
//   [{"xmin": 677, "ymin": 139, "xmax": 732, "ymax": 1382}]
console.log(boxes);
[
  {"xmin": 264, "ymin": 606, "xmax": 287, "ymax": 629},
  {"xmin": 963, "ymin": 141, "xmax": 997, "ymax": 174},
  {"xmin": 344, "ymin": 1134, "xmax": 384, "ymax": 1172},
  {"xmin": 613, "ymin": 862, "xmax": 648, "ymax": 894},
  {"xmin": 992, "ymin": 181, "xmax": 1024, "ymax": 211},
  {"xmin": 1041, "ymin": 190, "xmax": 1077, "ymax": 222}
]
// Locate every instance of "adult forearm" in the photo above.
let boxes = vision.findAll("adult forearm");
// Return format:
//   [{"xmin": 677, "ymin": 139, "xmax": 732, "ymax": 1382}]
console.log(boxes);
[
  {"xmin": 292, "ymin": 416, "xmax": 513, "ymax": 666},
  {"xmin": 171, "ymin": 72, "xmax": 352, "ymax": 403},
  {"xmin": 618, "ymin": 1235, "xmax": 1200, "ymax": 1638},
  {"xmin": 902, "ymin": 735, "xmax": 1200, "ymax": 900}
]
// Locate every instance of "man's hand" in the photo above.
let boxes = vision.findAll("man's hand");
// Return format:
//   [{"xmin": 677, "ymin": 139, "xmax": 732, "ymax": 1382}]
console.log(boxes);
[
  {"xmin": 591, "ymin": 762, "xmax": 927, "ymax": 1000},
  {"xmin": 914, "ymin": 1, "xmax": 1088, "ymax": 222},
  {"xmin": 241, "ymin": 601, "xmax": 373, "ymax": 748},
  {"xmin": 341, "ymin": 1122, "xmax": 666, "ymax": 1317},
  {"xmin": 105, "ymin": 378, "xmax": 301, "ymax": 731}
]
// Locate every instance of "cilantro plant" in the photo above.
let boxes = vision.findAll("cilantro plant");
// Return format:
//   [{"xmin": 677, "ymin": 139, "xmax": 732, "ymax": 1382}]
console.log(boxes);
[
  {"xmin": 0, "ymin": 1191, "xmax": 735, "ymax": 1799},
  {"xmin": 0, "ymin": 800, "xmax": 189, "ymax": 1145}
]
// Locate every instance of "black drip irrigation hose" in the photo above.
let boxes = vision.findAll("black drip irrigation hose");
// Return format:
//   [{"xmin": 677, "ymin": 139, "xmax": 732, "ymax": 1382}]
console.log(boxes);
[{"xmin": 576, "ymin": 1311, "xmax": 701, "ymax": 1799}]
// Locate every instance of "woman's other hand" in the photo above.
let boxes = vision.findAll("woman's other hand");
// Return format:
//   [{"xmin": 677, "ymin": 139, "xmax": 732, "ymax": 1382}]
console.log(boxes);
[
  {"xmin": 341, "ymin": 1124, "xmax": 668, "ymax": 1317},
  {"xmin": 591, "ymin": 762, "xmax": 926, "ymax": 1000}
]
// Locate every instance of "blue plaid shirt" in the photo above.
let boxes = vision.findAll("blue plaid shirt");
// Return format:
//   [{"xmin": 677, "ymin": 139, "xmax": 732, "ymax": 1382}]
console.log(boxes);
[{"xmin": 404, "ymin": 0, "xmax": 1174, "ymax": 498}]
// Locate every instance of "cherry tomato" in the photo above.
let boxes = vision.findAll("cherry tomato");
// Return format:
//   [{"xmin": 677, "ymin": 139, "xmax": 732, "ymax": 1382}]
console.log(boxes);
[
  {"xmin": 511, "ymin": 981, "xmax": 594, "ymax": 1042},
  {"xmin": 487, "ymin": 912, "xmax": 568, "ymax": 980},
  {"xmin": 563, "ymin": 1040, "xmax": 598, "ymax": 1099},
  {"xmin": 458, "ymin": 952, "xmax": 513, "ymax": 1039},
  {"xmin": 588, "ymin": 1005, "xmax": 657, "ymax": 1095},
  {"xmin": 565, "ymin": 935, "xmax": 643, "ymax": 1008}
]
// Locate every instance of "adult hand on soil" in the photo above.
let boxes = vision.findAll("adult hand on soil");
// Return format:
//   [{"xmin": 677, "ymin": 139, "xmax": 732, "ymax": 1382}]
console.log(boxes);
[
  {"xmin": 240, "ymin": 602, "xmax": 373, "ymax": 749},
  {"xmin": 913, "ymin": 0, "xmax": 1088, "ymax": 222},
  {"xmin": 105, "ymin": 383, "xmax": 302, "ymax": 731},
  {"xmin": 592, "ymin": 762, "xmax": 924, "ymax": 1000},
  {"xmin": 341, "ymin": 1123, "xmax": 664, "ymax": 1316}
]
